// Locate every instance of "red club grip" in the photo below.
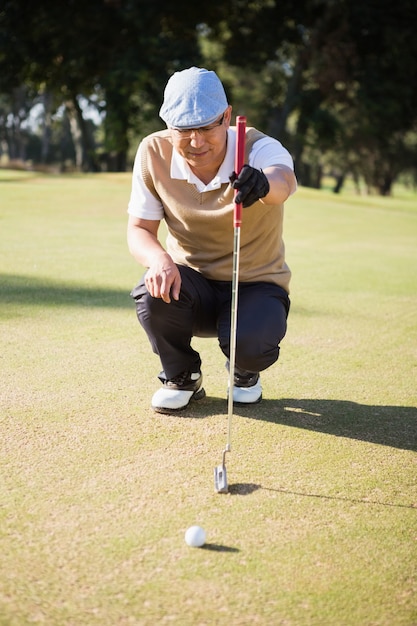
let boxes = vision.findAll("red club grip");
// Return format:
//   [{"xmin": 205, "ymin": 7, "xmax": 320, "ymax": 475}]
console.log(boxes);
[{"xmin": 234, "ymin": 116, "xmax": 246, "ymax": 227}]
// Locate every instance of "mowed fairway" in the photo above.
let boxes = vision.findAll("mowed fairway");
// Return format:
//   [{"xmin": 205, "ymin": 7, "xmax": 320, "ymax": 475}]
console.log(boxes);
[{"xmin": 1, "ymin": 170, "xmax": 416, "ymax": 626}]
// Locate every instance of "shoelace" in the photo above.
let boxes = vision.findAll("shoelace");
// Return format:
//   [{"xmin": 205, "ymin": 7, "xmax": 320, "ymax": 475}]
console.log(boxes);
[
  {"xmin": 234, "ymin": 372, "xmax": 259, "ymax": 387},
  {"xmin": 169, "ymin": 371, "xmax": 192, "ymax": 386}
]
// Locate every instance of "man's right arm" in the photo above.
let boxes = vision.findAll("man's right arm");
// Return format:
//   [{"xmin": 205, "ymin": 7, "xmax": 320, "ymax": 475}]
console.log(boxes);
[{"xmin": 127, "ymin": 215, "xmax": 181, "ymax": 303}]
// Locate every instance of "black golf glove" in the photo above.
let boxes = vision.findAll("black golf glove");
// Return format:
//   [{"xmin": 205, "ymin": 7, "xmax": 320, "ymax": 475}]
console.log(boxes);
[{"xmin": 229, "ymin": 164, "xmax": 270, "ymax": 208}]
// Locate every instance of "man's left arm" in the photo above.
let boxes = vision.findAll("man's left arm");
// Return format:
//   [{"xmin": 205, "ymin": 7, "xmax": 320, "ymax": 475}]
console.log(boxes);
[{"xmin": 261, "ymin": 164, "xmax": 297, "ymax": 205}]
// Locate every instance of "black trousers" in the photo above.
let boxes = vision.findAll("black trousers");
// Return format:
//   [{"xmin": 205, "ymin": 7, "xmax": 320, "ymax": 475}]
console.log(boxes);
[{"xmin": 131, "ymin": 265, "xmax": 290, "ymax": 380}]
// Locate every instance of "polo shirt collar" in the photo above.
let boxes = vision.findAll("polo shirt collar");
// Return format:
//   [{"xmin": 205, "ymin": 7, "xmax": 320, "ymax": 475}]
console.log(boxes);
[{"xmin": 170, "ymin": 128, "xmax": 235, "ymax": 192}]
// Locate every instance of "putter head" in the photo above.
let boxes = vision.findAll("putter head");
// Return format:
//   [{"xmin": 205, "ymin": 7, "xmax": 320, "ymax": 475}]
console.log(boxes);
[{"xmin": 214, "ymin": 464, "xmax": 228, "ymax": 493}]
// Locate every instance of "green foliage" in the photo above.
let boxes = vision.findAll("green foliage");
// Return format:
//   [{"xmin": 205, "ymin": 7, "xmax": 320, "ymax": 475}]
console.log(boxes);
[
  {"xmin": 0, "ymin": 0, "xmax": 213, "ymax": 169},
  {"xmin": 204, "ymin": 0, "xmax": 417, "ymax": 193},
  {"xmin": 0, "ymin": 0, "xmax": 416, "ymax": 192}
]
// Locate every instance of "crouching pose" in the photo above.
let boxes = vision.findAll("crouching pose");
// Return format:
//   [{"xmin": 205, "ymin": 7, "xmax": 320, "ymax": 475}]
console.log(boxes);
[{"xmin": 127, "ymin": 67, "xmax": 297, "ymax": 413}]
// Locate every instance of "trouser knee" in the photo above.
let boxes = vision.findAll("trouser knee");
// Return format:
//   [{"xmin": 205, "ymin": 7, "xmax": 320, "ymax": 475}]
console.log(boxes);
[
  {"xmin": 219, "ymin": 333, "xmax": 280, "ymax": 373},
  {"xmin": 236, "ymin": 338, "xmax": 280, "ymax": 373}
]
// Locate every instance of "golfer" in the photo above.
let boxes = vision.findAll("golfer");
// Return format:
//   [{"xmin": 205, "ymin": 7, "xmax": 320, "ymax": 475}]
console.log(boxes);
[{"xmin": 127, "ymin": 67, "xmax": 297, "ymax": 413}]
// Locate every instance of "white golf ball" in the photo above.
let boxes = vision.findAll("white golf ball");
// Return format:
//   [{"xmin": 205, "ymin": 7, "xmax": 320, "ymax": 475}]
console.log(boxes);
[{"xmin": 185, "ymin": 525, "xmax": 206, "ymax": 547}]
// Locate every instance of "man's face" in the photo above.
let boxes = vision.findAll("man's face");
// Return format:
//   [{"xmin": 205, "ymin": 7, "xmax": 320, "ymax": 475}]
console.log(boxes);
[{"xmin": 170, "ymin": 106, "xmax": 232, "ymax": 172}]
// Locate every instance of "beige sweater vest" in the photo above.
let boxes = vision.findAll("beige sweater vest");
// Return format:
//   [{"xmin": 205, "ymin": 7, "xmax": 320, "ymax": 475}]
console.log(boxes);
[{"xmin": 141, "ymin": 128, "xmax": 291, "ymax": 292}]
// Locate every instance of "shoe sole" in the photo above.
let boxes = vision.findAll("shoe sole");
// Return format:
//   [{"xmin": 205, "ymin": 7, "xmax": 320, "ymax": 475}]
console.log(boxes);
[
  {"xmin": 233, "ymin": 394, "xmax": 262, "ymax": 406},
  {"xmin": 152, "ymin": 387, "xmax": 206, "ymax": 414}
]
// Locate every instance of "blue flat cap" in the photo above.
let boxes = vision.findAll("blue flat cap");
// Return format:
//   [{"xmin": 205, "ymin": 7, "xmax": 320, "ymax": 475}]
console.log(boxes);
[{"xmin": 159, "ymin": 67, "xmax": 228, "ymax": 129}]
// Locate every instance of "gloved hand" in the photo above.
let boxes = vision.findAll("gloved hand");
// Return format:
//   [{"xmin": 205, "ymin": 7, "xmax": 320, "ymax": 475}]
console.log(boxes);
[{"xmin": 229, "ymin": 164, "xmax": 270, "ymax": 208}]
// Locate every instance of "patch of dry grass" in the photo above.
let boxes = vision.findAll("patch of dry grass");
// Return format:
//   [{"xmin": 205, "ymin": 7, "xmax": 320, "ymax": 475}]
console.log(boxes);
[{"xmin": 1, "ymin": 173, "xmax": 416, "ymax": 625}]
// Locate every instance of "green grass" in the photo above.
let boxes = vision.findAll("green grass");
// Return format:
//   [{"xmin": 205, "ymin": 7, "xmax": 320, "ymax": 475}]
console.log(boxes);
[{"xmin": 1, "ymin": 170, "xmax": 416, "ymax": 626}]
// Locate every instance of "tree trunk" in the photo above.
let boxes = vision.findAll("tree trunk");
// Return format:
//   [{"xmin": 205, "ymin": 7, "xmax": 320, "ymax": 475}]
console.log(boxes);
[
  {"xmin": 65, "ymin": 99, "xmax": 83, "ymax": 170},
  {"xmin": 65, "ymin": 97, "xmax": 100, "ymax": 172},
  {"xmin": 41, "ymin": 91, "xmax": 52, "ymax": 164},
  {"xmin": 378, "ymin": 173, "xmax": 393, "ymax": 196},
  {"xmin": 103, "ymin": 83, "xmax": 130, "ymax": 172},
  {"xmin": 9, "ymin": 86, "xmax": 27, "ymax": 161},
  {"xmin": 333, "ymin": 173, "xmax": 345, "ymax": 193},
  {"xmin": 267, "ymin": 54, "xmax": 305, "ymax": 138},
  {"xmin": 106, "ymin": 151, "xmax": 127, "ymax": 172}
]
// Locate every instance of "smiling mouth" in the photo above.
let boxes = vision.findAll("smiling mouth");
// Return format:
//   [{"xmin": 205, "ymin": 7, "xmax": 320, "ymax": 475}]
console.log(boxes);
[{"xmin": 188, "ymin": 150, "xmax": 209, "ymax": 158}]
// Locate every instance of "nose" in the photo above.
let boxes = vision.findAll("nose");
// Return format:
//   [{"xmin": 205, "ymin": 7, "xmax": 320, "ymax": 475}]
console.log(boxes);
[{"xmin": 189, "ymin": 130, "xmax": 205, "ymax": 147}]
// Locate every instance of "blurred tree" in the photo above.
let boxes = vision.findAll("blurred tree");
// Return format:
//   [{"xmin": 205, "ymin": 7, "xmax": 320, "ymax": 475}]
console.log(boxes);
[
  {"xmin": 347, "ymin": 0, "xmax": 417, "ymax": 193},
  {"xmin": 0, "ymin": 0, "xmax": 416, "ymax": 190},
  {"xmin": 0, "ymin": 0, "xmax": 221, "ymax": 170},
  {"xmin": 206, "ymin": 0, "xmax": 417, "ymax": 193}
]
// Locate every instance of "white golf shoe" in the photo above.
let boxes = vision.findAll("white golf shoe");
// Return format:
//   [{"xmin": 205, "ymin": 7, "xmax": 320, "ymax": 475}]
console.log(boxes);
[
  {"xmin": 151, "ymin": 371, "xmax": 205, "ymax": 413},
  {"xmin": 233, "ymin": 374, "xmax": 262, "ymax": 404},
  {"xmin": 227, "ymin": 362, "xmax": 262, "ymax": 404}
]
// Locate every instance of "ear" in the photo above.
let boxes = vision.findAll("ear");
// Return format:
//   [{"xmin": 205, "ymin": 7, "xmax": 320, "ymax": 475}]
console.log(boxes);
[{"xmin": 224, "ymin": 105, "xmax": 233, "ymax": 129}]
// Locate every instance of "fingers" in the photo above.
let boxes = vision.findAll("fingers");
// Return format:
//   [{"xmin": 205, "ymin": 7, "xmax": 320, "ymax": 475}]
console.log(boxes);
[
  {"xmin": 235, "ymin": 165, "xmax": 254, "ymax": 184},
  {"xmin": 170, "ymin": 272, "xmax": 182, "ymax": 302},
  {"xmin": 229, "ymin": 164, "xmax": 251, "ymax": 189},
  {"xmin": 234, "ymin": 173, "xmax": 257, "ymax": 206},
  {"xmin": 158, "ymin": 270, "xmax": 173, "ymax": 303},
  {"xmin": 145, "ymin": 263, "xmax": 181, "ymax": 304},
  {"xmin": 145, "ymin": 271, "xmax": 171, "ymax": 302},
  {"xmin": 229, "ymin": 165, "xmax": 270, "ymax": 208}
]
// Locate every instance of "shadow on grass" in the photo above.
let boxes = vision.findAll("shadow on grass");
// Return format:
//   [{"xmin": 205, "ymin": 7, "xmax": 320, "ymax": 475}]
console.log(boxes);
[
  {"xmin": 1, "ymin": 274, "xmax": 133, "ymax": 309},
  {"xmin": 180, "ymin": 396, "xmax": 417, "ymax": 452},
  {"xmin": 200, "ymin": 544, "xmax": 240, "ymax": 553},
  {"xmin": 228, "ymin": 483, "xmax": 261, "ymax": 496},
  {"xmin": 251, "ymin": 398, "xmax": 417, "ymax": 452},
  {"xmin": 224, "ymin": 482, "xmax": 415, "ymax": 509},
  {"xmin": 260, "ymin": 485, "xmax": 416, "ymax": 510}
]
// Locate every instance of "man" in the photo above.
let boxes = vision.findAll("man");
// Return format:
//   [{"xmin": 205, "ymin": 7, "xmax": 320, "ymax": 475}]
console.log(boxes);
[{"xmin": 127, "ymin": 67, "xmax": 297, "ymax": 413}]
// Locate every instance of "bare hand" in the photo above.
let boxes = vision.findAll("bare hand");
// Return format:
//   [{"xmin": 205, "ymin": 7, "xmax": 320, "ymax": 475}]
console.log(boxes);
[{"xmin": 144, "ymin": 254, "xmax": 181, "ymax": 303}]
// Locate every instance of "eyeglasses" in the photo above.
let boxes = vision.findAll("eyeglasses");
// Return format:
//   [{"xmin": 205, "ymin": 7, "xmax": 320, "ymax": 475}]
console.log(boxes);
[{"xmin": 171, "ymin": 113, "xmax": 225, "ymax": 139}]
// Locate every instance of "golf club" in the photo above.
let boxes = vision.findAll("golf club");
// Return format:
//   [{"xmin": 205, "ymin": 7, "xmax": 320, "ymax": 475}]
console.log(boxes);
[{"xmin": 214, "ymin": 115, "xmax": 246, "ymax": 493}]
